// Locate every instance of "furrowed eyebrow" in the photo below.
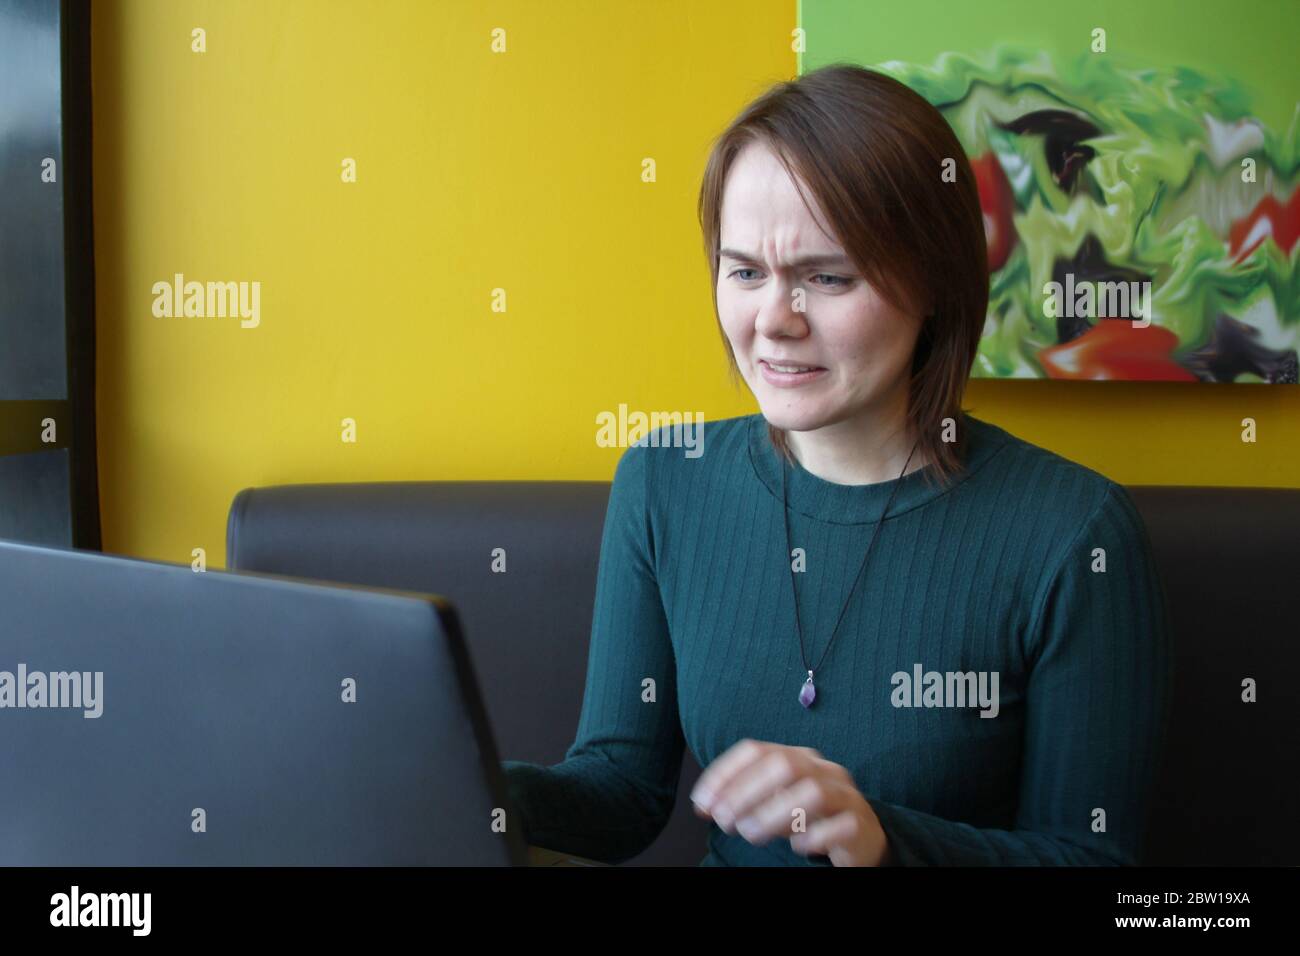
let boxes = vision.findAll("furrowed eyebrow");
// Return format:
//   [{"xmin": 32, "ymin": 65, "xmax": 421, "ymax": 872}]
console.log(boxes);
[{"xmin": 718, "ymin": 248, "xmax": 854, "ymax": 269}]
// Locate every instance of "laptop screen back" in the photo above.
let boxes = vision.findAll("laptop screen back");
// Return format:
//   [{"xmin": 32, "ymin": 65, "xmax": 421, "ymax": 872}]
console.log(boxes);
[{"xmin": 0, "ymin": 541, "xmax": 525, "ymax": 866}]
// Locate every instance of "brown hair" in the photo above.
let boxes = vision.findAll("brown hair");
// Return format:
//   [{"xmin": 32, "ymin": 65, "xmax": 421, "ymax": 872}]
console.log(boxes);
[{"xmin": 697, "ymin": 63, "xmax": 988, "ymax": 490}]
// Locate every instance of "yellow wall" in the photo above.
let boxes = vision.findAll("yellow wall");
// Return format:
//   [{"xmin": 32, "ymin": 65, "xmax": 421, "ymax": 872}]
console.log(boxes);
[{"xmin": 91, "ymin": 0, "xmax": 1299, "ymax": 569}]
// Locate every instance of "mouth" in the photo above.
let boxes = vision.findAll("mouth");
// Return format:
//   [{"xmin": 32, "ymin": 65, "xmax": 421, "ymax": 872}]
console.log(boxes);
[{"xmin": 757, "ymin": 359, "xmax": 827, "ymax": 387}]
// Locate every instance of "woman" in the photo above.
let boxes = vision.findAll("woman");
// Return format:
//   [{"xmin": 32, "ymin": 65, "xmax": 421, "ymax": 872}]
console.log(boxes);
[{"xmin": 503, "ymin": 64, "xmax": 1170, "ymax": 866}]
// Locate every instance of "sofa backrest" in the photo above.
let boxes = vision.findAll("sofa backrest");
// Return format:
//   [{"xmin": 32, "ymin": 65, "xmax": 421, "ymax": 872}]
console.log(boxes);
[
  {"xmin": 227, "ymin": 481, "xmax": 708, "ymax": 866},
  {"xmin": 227, "ymin": 482, "xmax": 1299, "ymax": 866},
  {"xmin": 1123, "ymin": 486, "xmax": 1296, "ymax": 866}
]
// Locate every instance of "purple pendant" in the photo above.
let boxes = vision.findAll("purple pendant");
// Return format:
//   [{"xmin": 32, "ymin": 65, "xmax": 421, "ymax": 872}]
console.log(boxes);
[{"xmin": 798, "ymin": 673, "xmax": 816, "ymax": 708}]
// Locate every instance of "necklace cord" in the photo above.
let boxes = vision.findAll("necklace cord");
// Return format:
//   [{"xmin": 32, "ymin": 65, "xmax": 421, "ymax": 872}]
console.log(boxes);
[{"xmin": 782, "ymin": 437, "xmax": 920, "ymax": 677}]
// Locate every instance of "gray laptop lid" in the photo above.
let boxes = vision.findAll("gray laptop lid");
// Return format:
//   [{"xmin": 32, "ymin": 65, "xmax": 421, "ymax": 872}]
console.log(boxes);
[{"xmin": 0, "ymin": 540, "xmax": 528, "ymax": 866}]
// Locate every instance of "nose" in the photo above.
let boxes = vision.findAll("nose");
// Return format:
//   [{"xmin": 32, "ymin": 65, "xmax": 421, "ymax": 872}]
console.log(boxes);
[{"xmin": 753, "ymin": 279, "xmax": 811, "ymax": 341}]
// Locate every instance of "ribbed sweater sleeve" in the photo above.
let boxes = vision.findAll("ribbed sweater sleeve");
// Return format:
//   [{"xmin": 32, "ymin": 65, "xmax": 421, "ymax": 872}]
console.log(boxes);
[
  {"xmin": 867, "ymin": 483, "xmax": 1172, "ymax": 865},
  {"xmin": 501, "ymin": 442, "xmax": 685, "ymax": 863}
]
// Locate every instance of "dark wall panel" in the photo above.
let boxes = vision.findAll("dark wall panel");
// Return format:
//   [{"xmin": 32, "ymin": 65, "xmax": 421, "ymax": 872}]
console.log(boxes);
[
  {"xmin": 0, "ymin": 448, "xmax": 71, "ymax": 545},
  {"xmin": 0, "ymin": 0, "xmax": 67, "ymax": 400},
  {"xmin": 0, "ymin": 0, "xmax": 99, "ymax": 550}
]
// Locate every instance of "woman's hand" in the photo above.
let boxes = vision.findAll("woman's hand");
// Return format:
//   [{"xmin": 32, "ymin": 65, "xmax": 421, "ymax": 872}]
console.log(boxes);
[{"xmin": 690, "ymin": 738, "xmax": 892, "ymax": 866}]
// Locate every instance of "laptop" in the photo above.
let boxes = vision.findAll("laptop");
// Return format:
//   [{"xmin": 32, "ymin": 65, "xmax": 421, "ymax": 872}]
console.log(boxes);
[{"xmin": 0, "ymin": 539, "xmax": 603, "ymax": 866}]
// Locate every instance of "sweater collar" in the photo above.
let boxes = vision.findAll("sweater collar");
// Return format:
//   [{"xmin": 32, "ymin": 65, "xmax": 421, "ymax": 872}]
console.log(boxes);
[{"xmin": 746, "ymin": 411, "xmax": 1009, "ymax": 525}]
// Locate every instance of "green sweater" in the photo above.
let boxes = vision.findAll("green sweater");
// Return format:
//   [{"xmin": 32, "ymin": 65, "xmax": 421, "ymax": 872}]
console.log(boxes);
[{"xmin": 502, "ymin": 412, "xmax": 1171, "ymax": 866}]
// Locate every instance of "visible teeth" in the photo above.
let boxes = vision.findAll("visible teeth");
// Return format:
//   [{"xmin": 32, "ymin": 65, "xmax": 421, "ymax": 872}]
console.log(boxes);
[{"xmin": 768, "ymin": 363, "xmax": 817, "ymax": 373}]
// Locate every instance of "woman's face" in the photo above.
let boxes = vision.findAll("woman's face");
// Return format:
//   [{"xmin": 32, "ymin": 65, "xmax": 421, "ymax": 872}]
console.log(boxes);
[{"xmin": 716, "ymin": 140, "xmax": 926, "ymax": 437}]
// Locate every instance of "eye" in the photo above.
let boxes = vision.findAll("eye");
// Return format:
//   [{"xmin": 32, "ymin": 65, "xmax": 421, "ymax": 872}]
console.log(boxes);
[
  {"xmin": 812, "ymin": 274, "xmax": 850, "ymax": 287},
  {"xmin": 728, "ymin": 268, "xmax": 762, "ymax": 282}
]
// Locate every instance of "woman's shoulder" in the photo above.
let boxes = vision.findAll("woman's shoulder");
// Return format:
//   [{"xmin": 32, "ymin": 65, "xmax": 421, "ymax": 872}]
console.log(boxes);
[
  {"xmin": 620, "ymin": 413, "xmax": 754, "ymax": 475},
  {"xmin": 967, "ymin": 415, "xmax": 1149, "ymax": 562},
  {"xmin": 970, "ymin": 415, "xmax": 1120, "ymax": 500},
  {"xmin": 603, "ymin": 414, "xmax": 759, "ymax": 524}
]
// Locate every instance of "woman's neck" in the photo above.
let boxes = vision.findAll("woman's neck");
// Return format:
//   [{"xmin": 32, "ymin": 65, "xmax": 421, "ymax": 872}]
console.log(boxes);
[{"xmin": 784, "ymin": 402, "xmax": 926, "ymax": 487}]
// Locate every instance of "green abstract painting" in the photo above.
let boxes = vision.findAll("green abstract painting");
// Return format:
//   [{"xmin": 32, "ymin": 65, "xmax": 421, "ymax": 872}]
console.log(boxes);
[{"xmin": 799, "ymin": 0, "xmax": 1298, "ymax": 382}]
